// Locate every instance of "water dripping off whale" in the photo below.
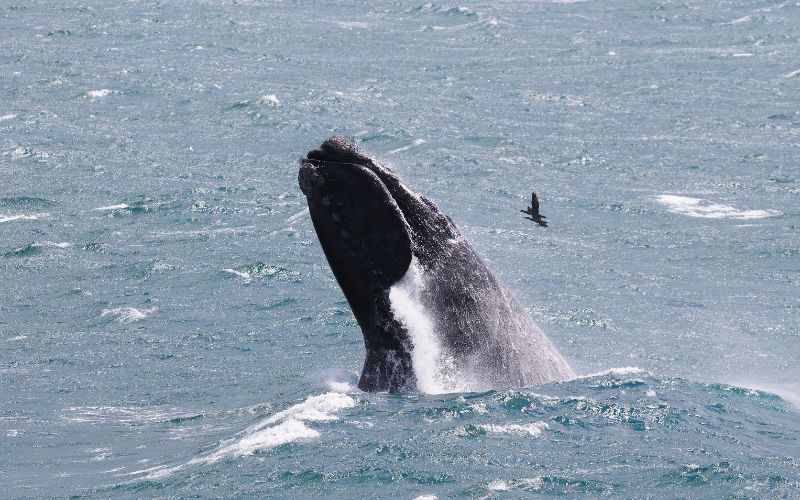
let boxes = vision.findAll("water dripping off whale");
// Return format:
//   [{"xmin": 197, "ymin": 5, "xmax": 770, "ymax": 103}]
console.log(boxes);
[{"xmin": 298, "ymin": 137, "xmax": 574, "ymax": 393}]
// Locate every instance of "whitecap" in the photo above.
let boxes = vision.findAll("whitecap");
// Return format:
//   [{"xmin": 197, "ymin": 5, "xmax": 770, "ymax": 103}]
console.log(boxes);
[
  {"xmin": 86, "ymin": 89, "xmax": 111, "ymax": 98},
  {"xmin": 63, "ymin": 405, "xmax": 188, "ymax": 424},
  {"xmin": 331, "ymin": 20, "xmax": 371, "ymax": 29},
  {"xmin": 780, "ymin": 69, "xmax": 800, "ymax": 79},
  {"xmin": 260, "ymin": 94, "xmax": 279, "ymax": 105},
  {"xmin": 480, "ymin": 422, "xmax": 549, "ymax": 437},
  {"xmin": 92, "ymin": 203, "xmax": 129, "ymax": 211},
  {"xmin": 387, "ymin": 139, "xmax": 426, "ymax": 155},
  {"xmin": 0, "ymin": 213, "xmax": 50, "ymax": 223},
  {"xmin": 130, "ymin": 391, "xmax": 356, "ymax": 480},
  {"xmin": 285, "ymin": 207, "xmax": 309, "ymax": 225},
  {"xmin": 0, "ymin": 113, "xmax": 16, "ymax": 121},
  {"xmin": 576, "ymin": 366, "xmax": 647, "ymax": 379},
  {"xmin": 655, "ymin": 195, "xmax": 781, "ymax": 220},
  {"xmin": 100, "ymin": 307, "xmax": 157, "ymax": 323},
  {"xmin": 153, "ymin": 226, "xmax": 255, "ymax": 237},
  {"xmin": 222, "ymin": 268, "xmax": 252, "ymax": 281},
  {"xmin": 488, "ymin": 480, "xmax": 510, "ymax": 491}
]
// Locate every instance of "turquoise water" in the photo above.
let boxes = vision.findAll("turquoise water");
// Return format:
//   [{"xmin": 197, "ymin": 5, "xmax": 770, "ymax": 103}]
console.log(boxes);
[{"xmin": 2, "ymin": 0, "xmax": 799, "ymax": 497}]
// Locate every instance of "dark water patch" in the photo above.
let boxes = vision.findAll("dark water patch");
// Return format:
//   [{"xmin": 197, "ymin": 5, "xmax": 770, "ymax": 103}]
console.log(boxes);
[
  {"xmin": 4, "ymin": 243, "xmax": 43, "ymax": 258},
  {"xmin": 263, "ymin": 297, "xmax": 300, "ymax": 311},
  {"xmin": 767, "ymin": 113, "xmax": 798, "ymax": 121},
  {"xmin": 165, "ymin": 413, "xmax": 204, "ymax": 425},
  {"xmin": 0, "ymin": 197, "xmax": 56, "ymax": 208},
  {"xmin": 660, "ymin": 461, "xmax": 738, "ymax": 486},
  {"xmin": 532, "ymin": 476, "xmax": 615, "ymax": 495}
]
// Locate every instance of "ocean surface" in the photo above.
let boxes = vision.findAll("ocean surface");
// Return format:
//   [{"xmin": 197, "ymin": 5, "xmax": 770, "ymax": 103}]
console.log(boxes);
[{"xmin": 2, "ymin": 0, "xmax": 799, "ymax": 497}]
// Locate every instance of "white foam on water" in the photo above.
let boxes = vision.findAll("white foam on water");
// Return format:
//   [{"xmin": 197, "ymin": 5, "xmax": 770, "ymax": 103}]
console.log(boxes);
[
  {"xmin": 285, "ymin": 207, "xmax": 309, "ymax": 225},
  {"xmin": 0, "ymin": 113, "xmax": 16, "ymax": 121},
  {"xmin": 781, "ymin": 69, "xmax": 800, "ymax": 79},
  {"xmin": 153, "ymin": 225, "xmax": 255, "ymax": 237},
  {"xmin": 86, "ymin": 89, "xmax": 110, "ymax": 98},
  {"xmin": 222, "ymin": 268, "xmax": 252, "ymax": 281},
  {"xmin": 389, "ymin": 259, "xmax": 465, "ymax": 394},
  {"xmin": 100, "ymin": 307, "xmax": 157, "ymax": 323},
  {"xmin": 413, "ymin": 495, "xmax": 438, "ymax": 500},
  {"xmin": 330, "ymin": 20, "xmax": 371, "ymax": 29},
  {"xmin": 260, "ymin": 94, "xmax": 279, "ymax": 105},
  {"xmin": 387, "ymin": 139, "xmax": 426, "ymax": 154},
  {"xmin": 62, "ymin": 405, "xmax": 189, "ymax": 424},
  {"xmin": 575, "ymin": 366, "xmax": 647, "ymax": 379},
  {"xmin": 488, "ymin": 480, "xmax": 510, "ymax": 491},
  {"xmin": 480, "ymin": 422, "xmax": 549, "ymax": 437},
  {"xmin": 92, "ymin": 203, "xmax": 129, "ymax": 211},
  {"xmin": 0, "ymin": 213, "xmax": 50, "ymax": 223},
  {"xmin": 132, "ymin": 389, "xmax": 355, "ymax": 480},
  {"xmin": 655, "ymin": 195, "xmax": 782, "ymax": 220},
  {"xmin": 730, "ymin": 380, "xmax": 800, "ymax": 409}
]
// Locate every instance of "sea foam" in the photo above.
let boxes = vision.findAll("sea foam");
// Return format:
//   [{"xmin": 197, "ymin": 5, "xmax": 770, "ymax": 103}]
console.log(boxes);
[
  {"xmin": 479, "ymin": 422, "xmax": 549, "ymax": 437},
  {"xmin": 132, "ymin": 388, "xmax": 355, "ymax": 480},
  {"xmin": 0, "ymin": 213, "xmax": 50, "ymax": 223},
  {"xmin": 100, "ymin": 307, "xmax": 157, "ymax": 323},
  {"xmin": 655, "ymin": 195, "xmax": 781, "ymax": 220}
]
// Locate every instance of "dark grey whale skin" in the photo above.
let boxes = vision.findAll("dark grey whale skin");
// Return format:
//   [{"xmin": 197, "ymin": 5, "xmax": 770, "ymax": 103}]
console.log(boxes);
[{"xmin": 298, "ymin": 137, "xmax": 574, "ymax": 393}]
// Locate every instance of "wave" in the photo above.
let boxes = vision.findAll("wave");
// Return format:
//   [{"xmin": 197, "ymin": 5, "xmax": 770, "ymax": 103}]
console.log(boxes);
[
  {"xmin": 0, "ymin": 213, "xmax": 51, "ymax": 223},
  {"xmin": 91, "ymin": 204, "xmax": 129, "ymax": 211},
  {"xmin": 128, "ymin": 383, "xmax": 356, "ymax": 481},
  {"xmin": 479, "ymin": 422, "xmax": 549, "ymax": 437},
  {"xmin": 100, "ymin": 307, "xmax": 157, "ymax": 324}
]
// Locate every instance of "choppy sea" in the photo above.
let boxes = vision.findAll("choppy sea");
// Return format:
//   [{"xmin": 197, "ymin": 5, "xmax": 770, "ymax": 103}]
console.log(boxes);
[{"xmin": 2, "ymin": 0, "xmax": 799, "ymax": 497}]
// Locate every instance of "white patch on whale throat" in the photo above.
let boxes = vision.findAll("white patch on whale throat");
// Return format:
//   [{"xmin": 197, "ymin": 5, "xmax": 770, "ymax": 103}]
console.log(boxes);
[{"xmin": 389, "ymin": 258, "xmax": 466, "ymax": 394}]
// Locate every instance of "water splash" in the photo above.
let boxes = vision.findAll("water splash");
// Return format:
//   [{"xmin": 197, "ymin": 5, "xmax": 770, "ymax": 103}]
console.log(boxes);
[
  {"xmin": 389, "ymin": 259, "xmax": 466, "ymax": 394},
  {"xmin": 130, "ymin": 385, "xmax": 355, "ymax": 481}
]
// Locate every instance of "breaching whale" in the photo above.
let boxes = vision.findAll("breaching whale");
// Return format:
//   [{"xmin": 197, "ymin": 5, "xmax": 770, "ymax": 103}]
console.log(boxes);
[{"xmin": 298, "ymin": 137, "xmax": 574, "ymax": 393}]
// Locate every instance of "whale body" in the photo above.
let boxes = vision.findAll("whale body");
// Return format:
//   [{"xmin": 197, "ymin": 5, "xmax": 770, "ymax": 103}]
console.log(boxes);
[{"xmin": 299, "ymin": 137, "xmax": 574, "ymax": 392}]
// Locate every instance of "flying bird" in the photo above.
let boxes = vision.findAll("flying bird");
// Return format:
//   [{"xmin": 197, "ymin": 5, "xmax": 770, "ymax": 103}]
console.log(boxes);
[{"xmin": 521, "ymin": 192, "xmax": 548, "ymax": 227}]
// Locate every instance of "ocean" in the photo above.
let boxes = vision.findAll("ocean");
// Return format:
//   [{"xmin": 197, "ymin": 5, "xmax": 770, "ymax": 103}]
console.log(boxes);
[{"xmin": 1, "ymin": 0, "xmax": 798, "ymax": 497}]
